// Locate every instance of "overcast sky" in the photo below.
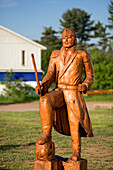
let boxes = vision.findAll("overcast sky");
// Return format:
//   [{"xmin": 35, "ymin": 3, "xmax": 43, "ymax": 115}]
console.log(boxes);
[{"xmin": 0, "ymin": 0, "xmax": 112, "ymax": 41}]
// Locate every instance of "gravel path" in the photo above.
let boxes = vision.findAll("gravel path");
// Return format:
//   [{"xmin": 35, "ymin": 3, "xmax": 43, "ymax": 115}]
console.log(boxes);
[{"xmin": 0, "ymin": 101, "xmax": 113, "ymax": 112}]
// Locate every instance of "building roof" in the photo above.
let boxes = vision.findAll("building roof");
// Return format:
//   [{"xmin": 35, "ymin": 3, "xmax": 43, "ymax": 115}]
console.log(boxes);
[{"xmin": 0, "ymin": 25, "xmax": 47, "ymax": 50}]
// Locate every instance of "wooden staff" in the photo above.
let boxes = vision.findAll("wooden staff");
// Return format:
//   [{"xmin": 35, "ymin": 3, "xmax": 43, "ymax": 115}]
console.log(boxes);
[{"xmin": 31, "ymin": 53, "xmax": 42, "ymax": 97}]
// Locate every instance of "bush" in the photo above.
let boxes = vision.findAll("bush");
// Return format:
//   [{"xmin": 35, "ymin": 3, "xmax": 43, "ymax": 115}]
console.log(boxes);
[
  {"xmin": 0, "ymin": 70, "xmax": 39, "ymax": 103},
  {"xmin": 88, "ymin": 48, "xmax": 113, "ymax": 89}
]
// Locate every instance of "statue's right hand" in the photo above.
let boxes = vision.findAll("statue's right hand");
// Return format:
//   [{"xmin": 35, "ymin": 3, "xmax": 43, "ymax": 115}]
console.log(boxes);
[
  {"xmin": 36, "ymin": 84, "xmax": 43, "ymax": 95},
  {"xmin": 36, "ymin": 86, "xmax": 39, "ymax": 94}
]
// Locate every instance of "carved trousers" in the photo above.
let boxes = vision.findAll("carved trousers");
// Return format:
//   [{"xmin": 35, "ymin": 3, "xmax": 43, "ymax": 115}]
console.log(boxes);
[{"xmin": 39, "ymin": 88, "xmax": 81, "ymax": 153}]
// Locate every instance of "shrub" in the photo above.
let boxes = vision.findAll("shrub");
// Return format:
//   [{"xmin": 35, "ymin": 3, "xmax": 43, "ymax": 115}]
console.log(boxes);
[{"xmin": 1, "ymin": 70, "xmax": 36, "ymax": 98}]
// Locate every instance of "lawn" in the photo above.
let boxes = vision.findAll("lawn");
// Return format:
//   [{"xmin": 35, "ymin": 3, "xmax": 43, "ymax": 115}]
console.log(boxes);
[
  {"xmin": 0, "ymin": 109, "xmax": 113, "ymax": 170},
  {"xmin": 84, "ymin": 93, "xmax": 113, "ymax": 102},
  {"xmin": 0, "ymin": 93, "xmax": 113, "ymax": 104},
  {"xmin": 0, "ymin": 95, "xmax": 39, "ymax": 105}
]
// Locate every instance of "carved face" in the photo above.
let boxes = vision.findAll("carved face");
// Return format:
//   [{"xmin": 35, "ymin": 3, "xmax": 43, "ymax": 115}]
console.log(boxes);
[
  {"xmin": 62, "ymin": 35, "xmax": 75, "ymax": 48},
  {"xmin": 62, "ymin": 28, "xmax": 76, "ymax": 48}
]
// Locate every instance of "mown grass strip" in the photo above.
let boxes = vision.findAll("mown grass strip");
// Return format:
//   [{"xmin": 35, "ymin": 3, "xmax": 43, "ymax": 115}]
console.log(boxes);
[
  {"xmin": 0, "ymin": 109, "xmax": 113, "ymax": 169},
  {"xmin": 0, "ymin": 93, "xmax": 113, "ymax": 105}
]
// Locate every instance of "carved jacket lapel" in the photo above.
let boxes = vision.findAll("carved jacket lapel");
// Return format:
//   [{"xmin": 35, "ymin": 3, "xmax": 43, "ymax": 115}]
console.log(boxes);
[
  {"xmin": 59, "ymin": 45, "xmax": 77, "ymax": 65},
  {"xmin": 59, "ymin": 51, "xmax": 78, "ymax": 79},
  {"xmin": 58, "ymin": 45, "xmax": 77, "ymax": 79},
  {"xmin": 59, "ymin": 46, "xmax": 66, "ymax": 65}
]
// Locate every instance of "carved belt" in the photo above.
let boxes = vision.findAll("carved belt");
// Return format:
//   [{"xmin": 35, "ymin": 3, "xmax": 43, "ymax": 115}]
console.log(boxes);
[{"xmin": 58, "ymin": 84, "xmax": 78, "ymax": 90}]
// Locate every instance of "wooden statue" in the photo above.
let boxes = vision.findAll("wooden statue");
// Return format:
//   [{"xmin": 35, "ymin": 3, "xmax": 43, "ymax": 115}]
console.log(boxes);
[{"xmin": 34, "ymin": 28, "xmax": 94, "ymax": 169}]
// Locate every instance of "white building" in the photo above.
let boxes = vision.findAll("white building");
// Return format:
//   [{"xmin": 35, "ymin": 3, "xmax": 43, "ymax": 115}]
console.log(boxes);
[{"xmin": 0, "ymin": 25, "xmax": 46, "ymax": 93}]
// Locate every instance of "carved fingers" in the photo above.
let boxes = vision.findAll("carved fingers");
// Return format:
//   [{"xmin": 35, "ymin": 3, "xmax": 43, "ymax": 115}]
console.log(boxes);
[
  {"xmin": 36, "ymin": 84, "xmax": 43, "ymax": 95},
  {"xmin": 78, "ymin": 84, "xmax": 87, "ymax": 94}
]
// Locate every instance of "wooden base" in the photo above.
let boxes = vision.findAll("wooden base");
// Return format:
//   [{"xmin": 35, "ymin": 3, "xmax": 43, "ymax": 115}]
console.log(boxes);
[
  {"xmin": 62, "ymin": 158, "xmax": 87, "ymax": 170},
  {"xmin": 34, "ymin": 158, "xmax": 61, "ymax": 170},
  {"xmin": 34, "ymin": 155, "xmax": 87, "ymax": 170}
]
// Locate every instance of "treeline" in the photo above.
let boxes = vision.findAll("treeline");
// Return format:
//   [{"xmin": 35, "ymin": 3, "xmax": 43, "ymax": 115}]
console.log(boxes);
[
  {"xmin": 89, "ymin": 48, "xmax": 113, "ymax": 89},
  {"xmin": 34, "ymin": 1, "xmax": 113, "ymax": 89}
]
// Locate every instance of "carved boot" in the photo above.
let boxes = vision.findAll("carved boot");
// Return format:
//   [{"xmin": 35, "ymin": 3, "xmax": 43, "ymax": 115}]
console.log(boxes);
[
  {"xmin": 71, "ymin": 126, "xmax": 81, "ymax": 161},
  {"xmin": 72, "ymin": 150, "xmax": 81, "ymax": 161},
  {"xmin": 37, "ymin": 125, "xmax": 52, "ymax": 145},
  {"xmin": 72, "ymin": 142, "xmax": 81, "ymax": 161}
]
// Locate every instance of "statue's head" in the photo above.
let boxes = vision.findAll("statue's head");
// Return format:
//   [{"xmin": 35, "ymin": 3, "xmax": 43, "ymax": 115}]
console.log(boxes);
[{"xmin": 62, "ymin": 28, "xmax": 77, "ymax": 48}]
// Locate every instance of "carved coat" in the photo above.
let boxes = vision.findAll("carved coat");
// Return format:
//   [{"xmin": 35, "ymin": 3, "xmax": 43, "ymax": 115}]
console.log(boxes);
[{"xmin": 41, "ymin": 45, "xmax": 94, "ymax": 137}]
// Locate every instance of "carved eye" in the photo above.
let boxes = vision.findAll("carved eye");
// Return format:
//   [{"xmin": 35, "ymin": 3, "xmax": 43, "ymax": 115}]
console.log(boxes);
[
  {"xmin": 62, "ymin": 38, "xmax": 66, "ymax": 42},
  {"xmin": 68, "ymin": 38, "xmax": 72, "ymax": 42}
]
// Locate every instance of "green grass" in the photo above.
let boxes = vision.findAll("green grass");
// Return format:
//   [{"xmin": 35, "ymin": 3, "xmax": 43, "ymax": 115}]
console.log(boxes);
[
  {"xmin": 0, "ymin": 93, "xmax": 113, "ymax": 105},
  {"xmin": 0, "ymin": 109, "xmax": 113, "ymax": 169},
  {"xmin": 0, "ymin": 95, "xmax": 39, "ymax": 104},
  {"xmin": 84, "ymin": 93, "xmax": 113, "ymax": 102}
]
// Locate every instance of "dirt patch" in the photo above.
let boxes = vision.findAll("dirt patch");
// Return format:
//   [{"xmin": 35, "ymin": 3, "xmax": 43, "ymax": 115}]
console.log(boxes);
[
  {"xmin": 0, "ymin": 101, "xmax": 39, "ymax": 112},
  {"xmin": 0, "ymin": 101, "xmax": 113, "ymax": 112},
  {"xmin": 24, "ymin": 160, "xmax": 31, "ymax": 164},
  {"xmin": 104, "ymin": 136, "xmax": 113, "ymax": 142},
  {"xmin": 83, "ymin": 146, "xmax": 98, "ymax": 155},
  {"xmin": 86, "ymin": 102, "xmax": 113, "ymax": 110}
]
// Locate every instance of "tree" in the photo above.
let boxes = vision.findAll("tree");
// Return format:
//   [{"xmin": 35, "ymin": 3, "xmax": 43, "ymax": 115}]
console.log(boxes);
[
  {"xmin": 107, "ymin": 0, "xmax": 113, "ymax": 29},
  {"xmin": 59, "ymin": 8, "xmax": 96, "ymax": 46},
  {"xmin": 40, "ymin": 26, "xmax": 62, "ymax": 50},
  {"xmin": 106, "ymin": 0, "xmax": 113, "ymax": 42},
  {"xmin": 41, "ymin": 48, "xmax": 53, "ymax": 74},
  {"xmin": 88, "ymin": 48, "xmax": 113, "ymax": 89},
  {"xmin": 94, "ymin": 21, "xmax": 110, "ymax": 50},
  {"xmin": 39, "ymin": 27, "xmax": 62, "ymax": 75}
]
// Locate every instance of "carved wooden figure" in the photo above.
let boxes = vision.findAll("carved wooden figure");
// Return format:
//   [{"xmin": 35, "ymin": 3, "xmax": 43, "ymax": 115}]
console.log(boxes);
[{"xmin": 34, "ymin": 28, "xmax": 94, "ymax": 169}]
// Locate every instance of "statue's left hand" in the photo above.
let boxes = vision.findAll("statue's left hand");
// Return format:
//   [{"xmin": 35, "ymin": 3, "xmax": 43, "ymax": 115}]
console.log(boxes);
[{"xmin": 78, "ymin": 84, "xmax": 87, "ymax": 94}]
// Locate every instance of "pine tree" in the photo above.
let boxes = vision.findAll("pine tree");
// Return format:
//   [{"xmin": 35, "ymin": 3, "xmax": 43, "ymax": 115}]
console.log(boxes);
[
  {"xmin": 94, "ymin": 21, "xmax": 110, "ymax": 50},
  {"xmin": 40, "ymin": 26, "xmax": 61, "ymax": 50},
  {"xmin": 39, "ymin": 27, "xmax": 61, "ymax": 74},
  {"xmin": 59, "ymin": 8, "xmax": 95, "ymax": 46},
  {"xmin": 107, "ymin": 1, "xmax": 113, "ymax": 41},
  {"xmin": 108, "ymin": 0, "xmax": 113, "ymax": 29}
]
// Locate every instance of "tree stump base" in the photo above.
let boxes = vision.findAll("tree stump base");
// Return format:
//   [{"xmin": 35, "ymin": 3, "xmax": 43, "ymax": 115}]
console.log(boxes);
[
  {"xmin": 34, "ymin": 155, "xmax": 87, "ymax": 170},
  {"xmin": 35, "ymin": 141, "xmax": 55, "ymax": 161}
]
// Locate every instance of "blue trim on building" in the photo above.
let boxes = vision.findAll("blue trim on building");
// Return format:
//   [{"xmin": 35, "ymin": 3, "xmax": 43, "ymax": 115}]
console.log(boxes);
[{"xmin": 0, "ymin": 72, "xmax": 42, "ymax": 81}]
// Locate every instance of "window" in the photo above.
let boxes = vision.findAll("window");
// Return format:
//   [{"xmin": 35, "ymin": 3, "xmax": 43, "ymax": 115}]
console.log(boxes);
[{"xmin": 22, "ymin": 50, "xmax": 25, "ymax": 66}]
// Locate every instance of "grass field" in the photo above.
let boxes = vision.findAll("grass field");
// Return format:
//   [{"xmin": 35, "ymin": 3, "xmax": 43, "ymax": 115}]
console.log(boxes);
[
  {"xmin": 84, "ymin": 94, "xmax": 113, "ymax": 102},
  {"xmin": 0, "ymin": 95, "xmax": 39, "ymax": 105},
  {"xmin": 0, "ymin": 109, "xmax": 113, "ymax": 170},
  {"xmin": 0, "ymin": 93, "xmax": 113, "ymax": 104}
]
